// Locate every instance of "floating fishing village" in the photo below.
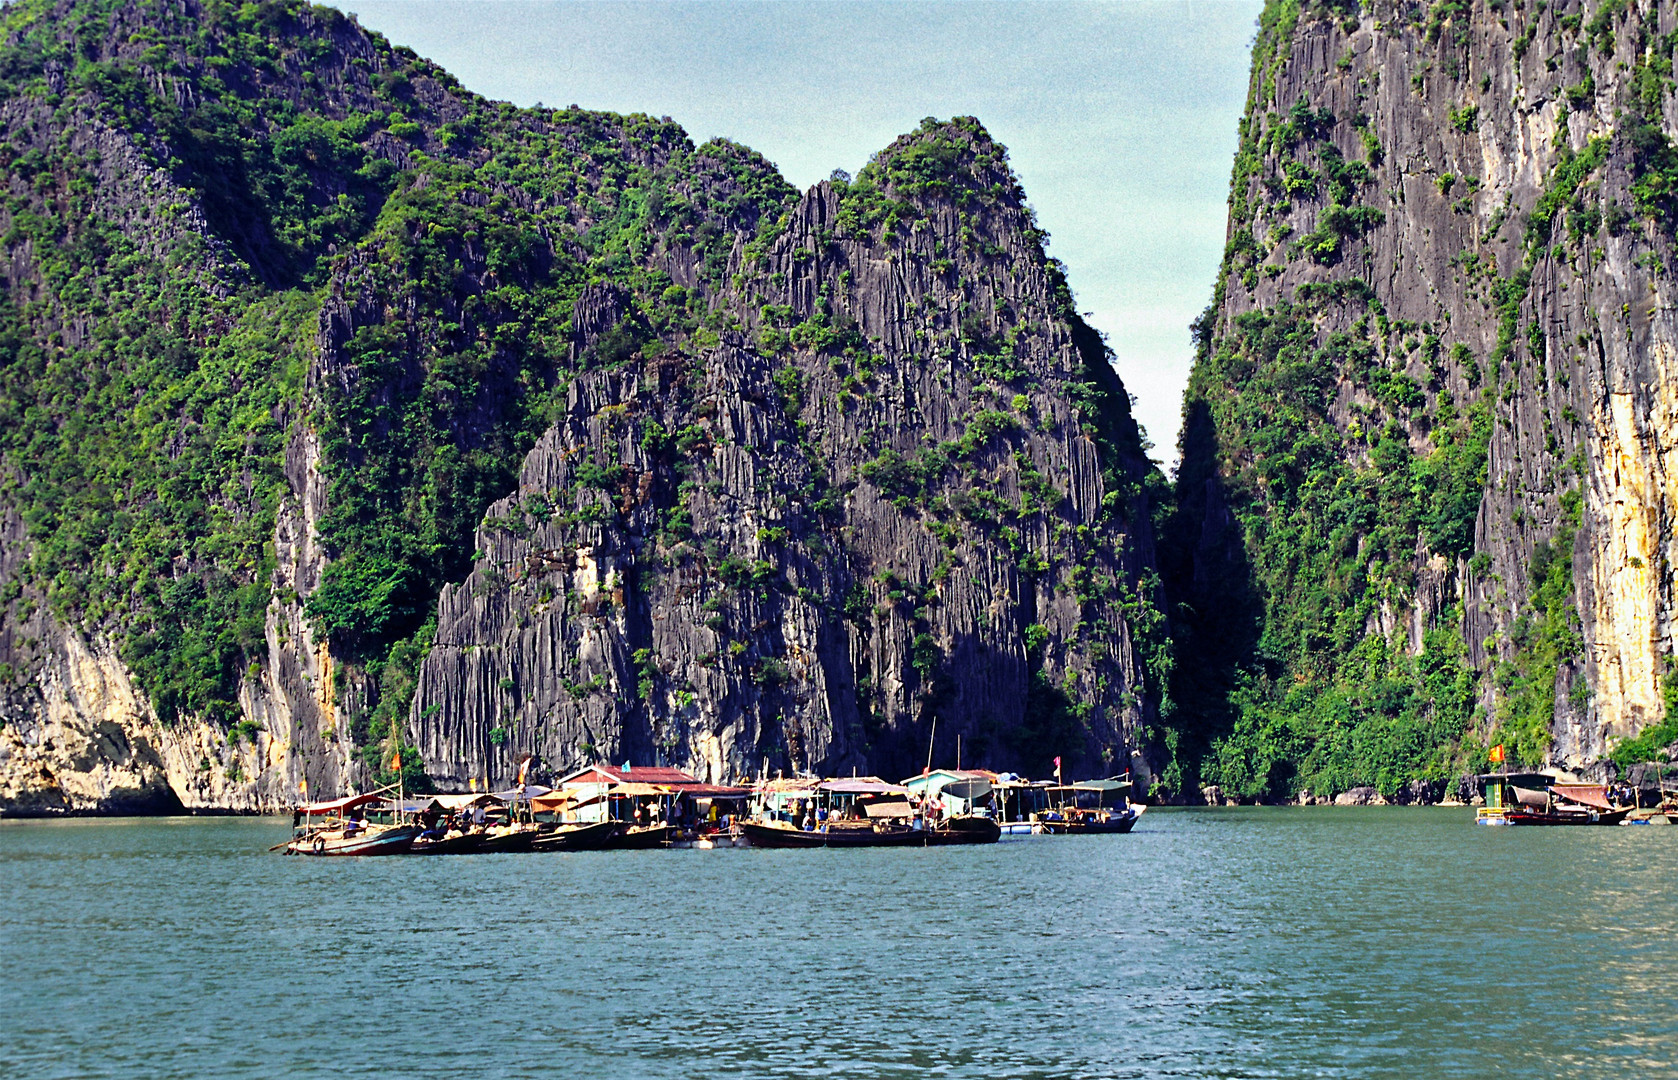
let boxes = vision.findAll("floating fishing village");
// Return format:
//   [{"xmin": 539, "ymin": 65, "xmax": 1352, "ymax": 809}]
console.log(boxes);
[
  {"xmin": 281, "ymin": 740, "xmax": 1678, "ymax": 856},
  {"xmin": 284, "ymin": 762, "xmax": 1144, "ymax": 856}
]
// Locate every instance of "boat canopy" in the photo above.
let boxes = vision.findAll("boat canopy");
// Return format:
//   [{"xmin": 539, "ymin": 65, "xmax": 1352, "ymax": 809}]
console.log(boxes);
[
  {"xmin": 297, "ymin": 792, "xmax": 385, "ymax": 816},
  {"xmin": 1473, "ymin": 772, "xmax": 1556, "ymax": 786},
  {"xmin": 939, "ymin": 777, "xmax": 993, "ymax": 800},
  {"xmin": 1072, "ymin": 779, "xmax": 1131, "ymax": 793},
  {"xmin": 1550, "ymin": 784, "xmax": 1615, "ymax": 811},
  {"xmin": 862, "ymin": 798, "xmax": 914, "ymax": 818},
  {"xmin": 528, "ymin": 791, "xmax": 574, "ymax": 812}
]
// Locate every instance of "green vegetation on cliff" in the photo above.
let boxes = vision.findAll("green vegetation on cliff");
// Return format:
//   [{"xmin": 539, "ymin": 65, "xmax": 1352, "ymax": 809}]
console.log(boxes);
[
  {"xmin": 0, "ymin": 0, "xmax": 1162, "ymax": 793},
  {"xmin": 0, "ymin": 0, "xmax": 793, "ymax": 744},
  {"xmin": 1164, "ymin": 289, "xmax": 1488, "ymax": 801}
]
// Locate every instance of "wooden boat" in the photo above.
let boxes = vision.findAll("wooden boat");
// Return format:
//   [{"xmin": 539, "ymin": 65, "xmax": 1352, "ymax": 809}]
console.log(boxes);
[
  {"xmin": 287, "ymin": 790, "xmax": 421, "ymax": 856},
  {"xmin": 287, "ymin": 822, "xmax": 421, "ymax": 856},
  {"xmin": 1482, "ymin": 806, "xmax": 1631, "ymax": 826},
  {"xmin": 1476, "ymin": 774, "xmax": 1634, "ymax": 826},
  {"xmin": 1038, "ymin": 805, "xmax": 1142, "ymax": 834},
  {"xmin": 531, "ymin": 820, "xmax": 624, "ymax": 851}
]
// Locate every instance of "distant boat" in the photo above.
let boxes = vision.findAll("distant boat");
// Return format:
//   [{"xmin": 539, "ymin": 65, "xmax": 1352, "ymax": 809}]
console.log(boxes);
[
  {"xmin": 1035, "ymin": 780, "xmax": 1144, "ymax": 834},
  {"xmin": 286, "ymin": 792, "xmax": 420, "ymax": 856},
  {"xmin": 288, "ymin": 823, "xmax": 422, "ymax": 856},
  {"xmin": 1038, "ymin": 805, "xmax": 1143, "ymax": 834},
  {"xmin": 1475, "ymin": 774, "xmax": 1634, "ymax": 826}
]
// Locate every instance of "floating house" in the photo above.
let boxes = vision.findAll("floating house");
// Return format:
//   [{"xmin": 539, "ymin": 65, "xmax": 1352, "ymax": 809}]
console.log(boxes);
[{"xmin": 548, "ymin": 764, "xmax": 748, "ymax": 824}]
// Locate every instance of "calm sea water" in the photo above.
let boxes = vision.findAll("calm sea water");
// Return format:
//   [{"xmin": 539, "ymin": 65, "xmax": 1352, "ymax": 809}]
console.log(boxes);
[{"xmin": 2, "ymin": 807, "xmax": 1674, "ymax": 1079}]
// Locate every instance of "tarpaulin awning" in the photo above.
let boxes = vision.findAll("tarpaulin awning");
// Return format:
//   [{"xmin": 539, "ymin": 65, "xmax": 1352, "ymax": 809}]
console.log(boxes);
[
  {"xmin": 1551, "ymin": 784, "xmax": 1615, "ymax": 811},
  {"xmin": 862, "ymin": 799, "xmax": 914, "ymax": 819},
  {"xmin": 1072, "ymin": 779, "xmax": 1131, "ymax": 793},
  {"xmin": 678, "ymin": 785, "xmax": 752, "ymax": 799},
  {"xmin": 297, "ymin": 792, "xmax": 384, "ymax": 815},
  {"xmin": 529, "ymin": 791, "xmax": 573, "ymax": 812},
  {"xmin": 1512, "ymin": 786, "xmax": 1551, "ymax": 809},
  {"xmin": 610, "ymin": 783, "xmax": 673, "ymax": 797},
  {"xmin": 758, "ymin": 778, "xmax": 821, "ymax": 794},
  {"xmin": 433, "ymin": 793, "xmax": 504, "ymax": 810},
  {"xmin": 818, "ymin": 778, "xmax": 909, "ymax": 795},
  {"xmin": 492, "ymin": 784, "xmax": 553, "ymax": 802}
]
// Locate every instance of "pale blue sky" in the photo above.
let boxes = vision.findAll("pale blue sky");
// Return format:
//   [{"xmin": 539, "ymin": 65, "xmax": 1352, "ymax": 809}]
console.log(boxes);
[{"xmin": 349, "ymin": 0, "xmax": 1263, "ymax": 461}]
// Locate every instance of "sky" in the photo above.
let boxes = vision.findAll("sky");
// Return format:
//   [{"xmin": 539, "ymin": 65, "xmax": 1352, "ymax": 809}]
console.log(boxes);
[{"xmin": 349, "ymin": 0, "xmax": 1263, "ymax": 463}]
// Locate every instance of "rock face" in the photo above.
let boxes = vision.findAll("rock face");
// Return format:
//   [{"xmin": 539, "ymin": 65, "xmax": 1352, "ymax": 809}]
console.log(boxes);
[
  {"xmin": 411, "ymin": 150, "xmax": 1166, "ymax": 787},
  {"xmin": 1168, "ymin": 0, "xmax": 1678, "ymax": 792},
  {"xmin": 0, "ymin": 0, "xmax": 1164, "ymax": 810}
]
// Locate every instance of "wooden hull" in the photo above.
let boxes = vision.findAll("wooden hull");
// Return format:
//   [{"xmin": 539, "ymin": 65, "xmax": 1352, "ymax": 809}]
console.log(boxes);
[
  {"xmin": 926, "ymin": 817, "xmax": 1002, "ymax": 845},
  {"xmin": 603, "ymin": 824, "xmax": 674, "ymax": 849},
  {"xmin": 532, "ymin": 821, "xmax": 624, "ymax": 851},
  {"xmin": 1040, "ymin": 809, "xmax": 1140, "ymax": 835},
  {"xmin": 288, "ymin": 824, "xmax": 421, "ymax": 856},
  {"xmin": 1478, "ymin": 807, "xmax": 1632, "ymax": 826},
  {"xmin": 823, "ymin": 824, "xmax": 925, "ymax": 847},
  {"xmin": 739, "ymin": 821, "xmax": 927, "ymax": 848},
  {"xmin": 475, "ymin": 827, "xmax": 539, "ymax": 853},
  {"xmin": 411, "ymin": 831, "xmax": 484, "ymax": 855}
]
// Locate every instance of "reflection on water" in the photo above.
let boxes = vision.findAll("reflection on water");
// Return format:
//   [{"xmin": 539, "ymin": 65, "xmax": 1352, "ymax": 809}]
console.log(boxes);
[{"xmin": 2, "ymin": 808, "xmax": 1675, "ymax": 1078}]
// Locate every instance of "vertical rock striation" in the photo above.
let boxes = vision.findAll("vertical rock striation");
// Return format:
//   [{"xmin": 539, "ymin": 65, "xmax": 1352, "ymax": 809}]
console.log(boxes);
[{"xmin": 410, "ymin": 130, "xmax": 1167, "ymax": 786}]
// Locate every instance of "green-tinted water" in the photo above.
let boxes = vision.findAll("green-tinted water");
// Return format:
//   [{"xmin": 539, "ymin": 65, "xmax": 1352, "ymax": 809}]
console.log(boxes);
[{"xmin": 1, "ymin": 808, "xmax": 1674, "ymax": 1078}]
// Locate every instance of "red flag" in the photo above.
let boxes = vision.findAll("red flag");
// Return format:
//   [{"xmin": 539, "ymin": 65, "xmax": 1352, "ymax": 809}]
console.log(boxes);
[
  {"xmin": 1053, "ymin": 756, "xmax": 1061, "ymax": 770},
  {"xmin": 388, "ymin": 749, "xmax": 402, "ymax": 773},
  {"xmin": 1489, "ymin": 744, "xmax": 1505, "ymax": 764}
]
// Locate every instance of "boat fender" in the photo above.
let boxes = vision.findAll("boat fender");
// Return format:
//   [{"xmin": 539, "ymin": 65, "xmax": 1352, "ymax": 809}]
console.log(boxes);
[{"xmin": 313, "ymin": 836, "xmax": 325, "ymax": 854}]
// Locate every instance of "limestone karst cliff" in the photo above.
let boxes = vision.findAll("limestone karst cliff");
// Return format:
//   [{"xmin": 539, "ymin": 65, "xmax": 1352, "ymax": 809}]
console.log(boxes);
[
  {"xmin": 0, "ymin": 0, "xmax": 1166, "ymax": 810},
  {"xmin": 1165, "ymin": 0, "xmax": 1678, "ymax": 799}
]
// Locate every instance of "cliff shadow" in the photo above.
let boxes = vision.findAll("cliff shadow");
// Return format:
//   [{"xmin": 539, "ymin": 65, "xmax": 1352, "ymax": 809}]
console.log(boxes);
[{"xmin": 1158, "ymin": 395, "xmax": 1264, "ymax": 798}]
